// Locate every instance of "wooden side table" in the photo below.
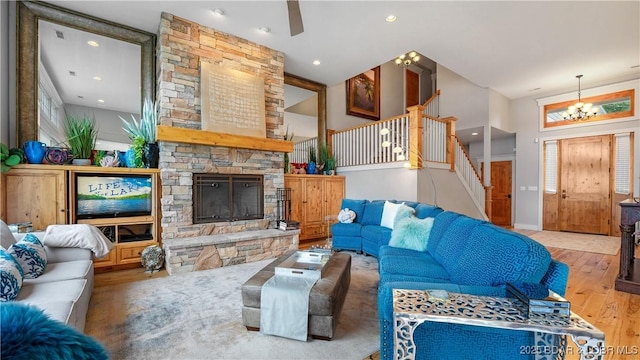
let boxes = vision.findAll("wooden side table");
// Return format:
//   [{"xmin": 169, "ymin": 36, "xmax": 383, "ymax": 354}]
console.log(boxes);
[{"xmin": 392, "ymin": 289, "xmax": 605, "ymax": 360}]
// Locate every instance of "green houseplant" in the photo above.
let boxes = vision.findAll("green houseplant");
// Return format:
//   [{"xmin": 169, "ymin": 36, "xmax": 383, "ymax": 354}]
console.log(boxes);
[
  {"xmin": 120, "ymin": 98, "xmax": 158, "ymax": 168},
  {"xmin": 1, "ymin": 143, "xmax": 22, "ymax": 173},
  {"xmin": 63, "ymin": 114, "xmax": 97, "ymax": 165}
]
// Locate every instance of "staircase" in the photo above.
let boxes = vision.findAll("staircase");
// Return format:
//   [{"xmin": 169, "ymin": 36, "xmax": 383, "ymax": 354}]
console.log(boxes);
[{"xmin": 291, "ymin": 91, "xmax": 491, "ymax": 220}]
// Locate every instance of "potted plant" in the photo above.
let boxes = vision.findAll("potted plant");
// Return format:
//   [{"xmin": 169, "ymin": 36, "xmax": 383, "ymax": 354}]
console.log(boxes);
[
  {"xmin": 325, "ymin": 154, "xmax": 336, "ymax": 175},
  {"xmin": 307, "ymin": 146, "xmax": 317, "ymax": 175},
  {"xmin": 1, "ymin": 143, "xmax": 22, "ymax": 172},
  {"xmin": 63, "ymin": 114, "xmax": 97, "ymax": 165},
  {"xmin": 283, "ymin": 127, "xmax": 294, "ymax": 174},
  {"xmin": 120, "ymin": 98, "xmax": 158, "ymax": 168}
]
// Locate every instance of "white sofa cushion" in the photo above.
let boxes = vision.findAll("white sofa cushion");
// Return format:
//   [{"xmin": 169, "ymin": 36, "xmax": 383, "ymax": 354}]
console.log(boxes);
[
  {"xmin": 22, "ymin": 260, "xmax": 93, "ymax": 285},
  {"xmin": 0, "ymin": 220, "xmax": 17, "ymax": 249},
  {"xmin": 17, "ymin": 279, "xmax": 90, "ymax": 331}
]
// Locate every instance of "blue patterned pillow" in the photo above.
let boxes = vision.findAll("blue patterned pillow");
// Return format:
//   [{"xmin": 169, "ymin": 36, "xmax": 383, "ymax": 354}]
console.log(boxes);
[
  {"xmin": 388, "ymin": 216, "xmax": 435, "ymax": 252},
  {"xmin": 8, "ymin": 234, "xmax": 47, "ymax": 279},
  {"xmin": 1, "ymin": 247, "xmax": 24, "ymax": 301}
]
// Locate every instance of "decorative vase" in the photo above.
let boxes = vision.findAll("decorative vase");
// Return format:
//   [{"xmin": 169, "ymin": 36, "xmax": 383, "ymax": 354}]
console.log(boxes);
[
  {"xmin": 72, "ymin": 159, "xmax": 91, "ymax": 166},
  {"xmin": 125, "ymin": 148, "xmax": 137, "ymax": 168},
  {"xmin": 143, "ymin": 142, "xmax": 159, "ymax": 168},
  {"xmin": 44, "ymin": 147, "xmax": 68, "ymax": 165},
  {"xmin": 307, "ymin": 161, "xmax": 316, "ymax": 175},
  {"xmin": 23, "ymin": 141, "xmax": 46, "ymax": 164}
]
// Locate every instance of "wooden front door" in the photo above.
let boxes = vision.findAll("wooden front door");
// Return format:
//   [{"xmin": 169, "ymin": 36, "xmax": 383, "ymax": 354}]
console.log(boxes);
[
  {"xmin": 405, "ymin": 69, "xmax": 419, "ymax": 108},
  {"xmin": 558, "ymin": 135, "xmax": 611, "ymax": 234},
  {"xmin": 490, "ymin": 161, "xmax": 512, "ymax": 226}
]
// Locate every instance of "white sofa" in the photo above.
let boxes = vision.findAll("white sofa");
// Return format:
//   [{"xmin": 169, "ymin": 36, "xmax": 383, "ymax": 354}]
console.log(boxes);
[{"xmin": 1, "ymin": 220, "xmax": 94, "ymax": 332}]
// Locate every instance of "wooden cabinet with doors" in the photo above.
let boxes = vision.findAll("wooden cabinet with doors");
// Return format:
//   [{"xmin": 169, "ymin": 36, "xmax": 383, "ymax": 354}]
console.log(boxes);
[
  {"xmin": 2, "ymin": 164, "xmax": 161, "ymax": 270},
  {"xmin": 3, "ymin": 165, "xmax": 68, "ymax": 230},
  {"xmin": 284, "ymin": 174, "xmax": 345, "ymax": 241}
]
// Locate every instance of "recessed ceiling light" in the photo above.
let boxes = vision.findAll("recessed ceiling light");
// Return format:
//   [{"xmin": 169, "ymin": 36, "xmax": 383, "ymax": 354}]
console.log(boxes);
[
  {"xmin": 87, "ymin": 40, "xmax": 99, "ymax": 47},
  {"xmin": 471, "ymin": 132, "xmax": 479, "ymax": 136},
  {"xmin": 386, "ymin": 15, "xmax": 397, "ymax": 22},
  {"xmin": 93, "ymin": 76, "xmax": 102, "ymax": 81},
  {"xmin": 258, "ymin": 26, "xmax": 270, "ymax": 34},
  {"xmin": 68, "ymin": 71, "xmax": 76, "ymax": 77},
  {"xmin": 97, "ymin": 99, "xmax": 105, "ymax": 103},
  {"xmin": 312, "ymin": 60, "xmax": 321, "ymax": 66},
  {"xmin": 212, "ymin": 8, "xmax": 225, "ymax": 16}
]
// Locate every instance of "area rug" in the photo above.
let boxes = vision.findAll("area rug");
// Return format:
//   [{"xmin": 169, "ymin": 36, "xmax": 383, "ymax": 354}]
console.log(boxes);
[
  {"xmin": 85, "ymin": 253, "xmax": 380, "ymax": 360},
  {"xmin": 522, "ymin": 230, "xmax": 620, "ymax": 255}
]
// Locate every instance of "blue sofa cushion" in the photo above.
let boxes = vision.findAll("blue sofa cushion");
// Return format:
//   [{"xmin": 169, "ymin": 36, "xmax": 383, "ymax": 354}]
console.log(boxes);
[
  {"xmin": 388, "ymin": 216, "xmax": 434, "ymax": 252},
  {"xmin": 415, "ymin": 203, "xmax": 444, "ymax": 219},
  {"xmin": 340, "ymin": 199, "xmax": 368, "ymax": 223},
  {"xmin": 361, "ymin": 225, "xmax": 392, "ymax": 246},
  {"xmin": 450, "ymin": 223, "xmax": 551, "ymax": 286},
  {"xmin": 379, "ymin": 246, "xmax": 450, "ymax": 281},
  {"xmin": 428, "ymin": 213, "xmax": 485, "ymax": 272},
  {"xmin": 361, "ymin": 200, "xmax": 385, "ymax": 225},
  {"xmin": 330, "ymin": 222, "xmax": 362, "ymax": 237}
]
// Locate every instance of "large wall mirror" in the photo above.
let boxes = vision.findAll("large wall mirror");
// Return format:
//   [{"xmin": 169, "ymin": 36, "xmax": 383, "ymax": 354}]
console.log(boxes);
[
  {"xmin": 284, "ymin": 73, "xmax": 326, "ymax": 146},
  {"xmin": 16, "ymin": 1, "xmax": 155, "ymax": 148}
]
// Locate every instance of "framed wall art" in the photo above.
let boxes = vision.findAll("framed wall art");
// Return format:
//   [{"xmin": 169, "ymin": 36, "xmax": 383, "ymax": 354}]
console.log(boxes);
[{"xmin": 346, "ymin": 66, "xmax": 380, "ymax": 120}]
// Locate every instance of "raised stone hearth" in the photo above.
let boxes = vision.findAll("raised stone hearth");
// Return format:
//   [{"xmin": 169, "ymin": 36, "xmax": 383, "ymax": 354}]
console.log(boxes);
[{"xmin": 163, "ymin": 229, "xmax": 299, "ymax": 275}]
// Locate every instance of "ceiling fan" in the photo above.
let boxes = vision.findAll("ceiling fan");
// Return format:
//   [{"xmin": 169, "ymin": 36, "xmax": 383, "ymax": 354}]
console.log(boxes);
[{"xmin": 287, "ymin": 0, "xmax": 304, "ymax": 36}]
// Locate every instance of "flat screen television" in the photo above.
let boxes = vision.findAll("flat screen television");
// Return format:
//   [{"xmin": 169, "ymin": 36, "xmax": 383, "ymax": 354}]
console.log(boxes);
[{"xmin": 75, "ymin": 173, "xmax": 153, "ymax": 219}]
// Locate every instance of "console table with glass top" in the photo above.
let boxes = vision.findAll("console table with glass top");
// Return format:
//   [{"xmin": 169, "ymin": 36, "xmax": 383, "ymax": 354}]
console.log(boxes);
[{"xmin": 392, "ymin": 289, "xmax": 605, "ymax": 360}]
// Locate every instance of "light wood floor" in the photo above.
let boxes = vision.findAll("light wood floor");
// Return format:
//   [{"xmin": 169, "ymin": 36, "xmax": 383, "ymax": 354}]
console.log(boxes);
[{"xmin": 94, "ymin": 239, "xmax": 640, "ymax": 359}]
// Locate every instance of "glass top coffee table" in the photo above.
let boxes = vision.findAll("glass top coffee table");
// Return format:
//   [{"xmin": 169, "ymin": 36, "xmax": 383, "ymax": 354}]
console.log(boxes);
[{"xmin": 392, "ymin": 289, "xmax": 605, "ymax": 360}]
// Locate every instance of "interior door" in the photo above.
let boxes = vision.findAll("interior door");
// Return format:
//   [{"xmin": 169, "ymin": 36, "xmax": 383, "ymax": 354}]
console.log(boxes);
[
  {"xmin": 559, "ymin": 135, "xmax": 611, "ymax": 234},
  {"xmin": 405, "ymin": 69, "xmax": 419, "ymax": 108},
  {"xmin": 490, "ymin": 161, "xmax": 512, "ymax": 226}
]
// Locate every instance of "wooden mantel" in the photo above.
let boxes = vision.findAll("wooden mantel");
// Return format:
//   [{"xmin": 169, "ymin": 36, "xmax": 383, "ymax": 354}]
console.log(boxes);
[{"xmin": 156, "ymin": 125, "xmax": 293, "ymax": 153}]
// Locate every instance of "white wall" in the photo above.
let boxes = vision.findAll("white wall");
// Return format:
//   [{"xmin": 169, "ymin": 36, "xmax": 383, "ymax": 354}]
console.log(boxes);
[
  {"xmin": 338, "ymin": 165, "xmax": 418, "ymax": 201},
  {"xmin": 489, "ymin": 89, "xmax": 512, "ymax": 132},
  {"xmin": 438, "ymin": 64, "xmax": 489, "ymax": 130},
  {"xmin": 512, "ymin": 78, "xmax": 640, "ymax": 229},
  {"xmin": 420, "ymin": 166, "xmax": 485, "ymax": 220}
]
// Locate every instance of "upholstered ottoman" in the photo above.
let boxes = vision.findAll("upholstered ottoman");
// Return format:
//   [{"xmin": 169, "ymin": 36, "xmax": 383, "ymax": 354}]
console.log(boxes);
[{"xmin": 241, "ymin": 250, "xmax": 351, "ymax": 340}]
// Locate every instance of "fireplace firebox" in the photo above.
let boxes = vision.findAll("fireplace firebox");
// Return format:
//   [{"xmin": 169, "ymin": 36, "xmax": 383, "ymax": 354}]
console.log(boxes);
[{"xmin": 193, "ymin": 174, "xmax": 264, "ymax": 224}]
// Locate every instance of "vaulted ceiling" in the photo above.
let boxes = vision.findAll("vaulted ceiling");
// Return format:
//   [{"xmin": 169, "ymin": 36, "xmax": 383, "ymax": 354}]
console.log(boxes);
[{"xmin": 46, "ymin": 0, "xmax": 639, "ymax": 100}]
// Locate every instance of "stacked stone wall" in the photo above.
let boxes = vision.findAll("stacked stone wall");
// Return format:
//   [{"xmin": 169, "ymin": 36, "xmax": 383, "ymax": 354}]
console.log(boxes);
[{"xmin": 156, "ymin": 13, "xmax": 286, "ymax": 243}]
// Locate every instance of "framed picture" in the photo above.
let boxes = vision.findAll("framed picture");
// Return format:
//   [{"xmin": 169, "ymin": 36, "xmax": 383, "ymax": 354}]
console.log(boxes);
[{"xmin": 346, "ymin": 66, "xmax": 380, "ymax": 120}]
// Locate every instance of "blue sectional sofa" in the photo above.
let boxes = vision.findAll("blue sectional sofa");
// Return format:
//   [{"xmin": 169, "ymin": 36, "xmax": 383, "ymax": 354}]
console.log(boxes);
[{"xmin": 331, "ymin": 199, "xmax": 569, "ymax": 360}]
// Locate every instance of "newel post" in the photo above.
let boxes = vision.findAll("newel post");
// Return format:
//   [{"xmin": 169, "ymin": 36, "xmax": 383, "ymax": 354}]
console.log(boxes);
[
  {"xmin": 407, "ymin": 105, "xmax": 425, "ymax": 169},
  {"xmin": 443, "ymin": 116, "xmax": 457, "ymax": 172}
]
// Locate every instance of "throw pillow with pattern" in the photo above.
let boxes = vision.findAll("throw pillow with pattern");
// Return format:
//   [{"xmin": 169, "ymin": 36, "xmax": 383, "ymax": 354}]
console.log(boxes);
[
  {"xmin": 8, "ymin": 234, "xmax": 47, "ymax": 279},
  {"xmin": 0, "ymin": 247, "xmax": 24, "ymax": 301}
]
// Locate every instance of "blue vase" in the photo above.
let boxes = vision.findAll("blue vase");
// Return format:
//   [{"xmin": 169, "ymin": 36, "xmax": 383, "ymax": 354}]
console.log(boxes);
[
  {"xmin": 125, "ymin": 148, "xmax": 137, "ymax": 168},
  {"xmin": 307, "ymin": 161, "xmax": 316, "ymax": 175},
  {"xmin": 23, "ymin": 141, "xmax": 46, "ymax": 164}
]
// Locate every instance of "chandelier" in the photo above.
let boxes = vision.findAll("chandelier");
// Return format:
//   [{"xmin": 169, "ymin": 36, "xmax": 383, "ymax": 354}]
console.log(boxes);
[
  {"xmin": 562, "ymin": 75, "xmax": 598, "ymax": 121},
  {"xmin": 394, "ymin": 51, "xmax": 420, "ymax": 67}
]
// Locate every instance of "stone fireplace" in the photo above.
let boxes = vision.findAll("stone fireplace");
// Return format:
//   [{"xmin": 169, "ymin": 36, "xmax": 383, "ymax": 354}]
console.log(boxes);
[{"xmin": 156, "ymin": 13, "xmax": 298, "ymax": 274}]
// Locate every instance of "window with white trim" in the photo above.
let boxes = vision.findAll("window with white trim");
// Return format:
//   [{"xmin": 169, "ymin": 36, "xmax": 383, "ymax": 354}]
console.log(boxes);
[
  {"xmin": 544, "ymin": 140, "xmax": 557, "ymax": 194},
  {"xmin": 614, "ymin": 133, "xmax": 631, "ymax": 194}
]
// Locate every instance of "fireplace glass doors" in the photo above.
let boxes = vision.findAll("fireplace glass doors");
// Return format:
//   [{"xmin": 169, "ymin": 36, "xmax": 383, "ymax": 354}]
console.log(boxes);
[{"xmin": 193, "ymin": 174, "xmax": 264, "ymax": 223}]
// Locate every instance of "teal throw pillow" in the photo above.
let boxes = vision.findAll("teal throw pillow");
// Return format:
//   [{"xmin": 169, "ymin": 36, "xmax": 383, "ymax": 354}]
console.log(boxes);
[
  {"xmin": 8, "ymin": 234, "xmax": 47, "ymax": 279},
  {"xmin": 389, "ymin": 216, "xmax": 435, "ymax": 252},
  {"xmin": 1, "ymin": 247, "xmax": 24, "ymax": 301},
  {"xmin": 393, "ymin": 205, "xmax": 416, "ymax": 227}
]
